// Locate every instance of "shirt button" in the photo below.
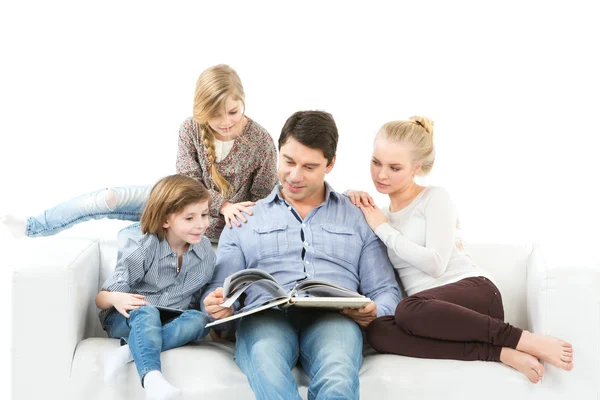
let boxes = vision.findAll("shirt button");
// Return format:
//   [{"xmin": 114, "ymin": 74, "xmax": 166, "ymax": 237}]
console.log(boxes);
[
  {"xmin": 305, "ymin": 260, "xmax": 310, "ymax": 265},
  {"xmin": 304, "ymin": 241, "xmax": 309, "ymax": 246},
  {"xmin": 287, "ymin": 206, "xmax": 292, "ymax": 211},
  {"xmin": 301, "ymin": 223, "xmax": 306, "ymax": 227}
]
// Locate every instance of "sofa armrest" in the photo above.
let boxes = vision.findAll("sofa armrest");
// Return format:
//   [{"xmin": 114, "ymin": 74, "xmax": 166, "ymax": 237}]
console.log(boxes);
[
  {"xmin": 11, "ymin": 237, "xmax": 101, "ymax": 400},
  {"xmin": 527, "ymin": 243, "xmax": 600, "ymax": 397}
]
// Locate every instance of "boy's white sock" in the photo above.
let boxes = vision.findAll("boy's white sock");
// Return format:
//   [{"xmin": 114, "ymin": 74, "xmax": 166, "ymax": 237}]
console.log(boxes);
[
  {"xmin": 102, "ymin": 344, "xmax": 134, "ymax": 384},
  {"xmin": 144, "ymin": 370, "xmax": 181, "ymax": 400},
  {"xmin": 0, "ymin": 214, "xmax": 27, "ymax": 238}
]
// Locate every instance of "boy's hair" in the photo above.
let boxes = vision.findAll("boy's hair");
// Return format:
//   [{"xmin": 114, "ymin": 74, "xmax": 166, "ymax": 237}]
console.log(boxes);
[
  {"xmin": 278, "ymin": 110, "xmax": 338, "ymax": 166},
  {"xmin": 140, "ymin": 174, "xmax": 211, "ymax": 240}
]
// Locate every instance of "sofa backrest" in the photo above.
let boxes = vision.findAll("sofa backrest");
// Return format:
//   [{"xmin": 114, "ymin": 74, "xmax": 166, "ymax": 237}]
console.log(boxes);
[{"xmin": 90, "ymin": 241, "xmax": 534, "ymax": 338}]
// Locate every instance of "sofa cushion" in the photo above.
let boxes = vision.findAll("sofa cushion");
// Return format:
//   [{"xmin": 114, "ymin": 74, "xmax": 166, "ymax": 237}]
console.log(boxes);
[{"xmin": 71, "ymin": 337, "xmax": 545, "ymax": 400}]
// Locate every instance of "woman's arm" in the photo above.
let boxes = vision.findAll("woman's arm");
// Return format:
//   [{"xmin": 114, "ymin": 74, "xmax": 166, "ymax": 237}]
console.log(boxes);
[{"xmin": 368, "ymin": 188, "xmax": 457, "ymax": 277}]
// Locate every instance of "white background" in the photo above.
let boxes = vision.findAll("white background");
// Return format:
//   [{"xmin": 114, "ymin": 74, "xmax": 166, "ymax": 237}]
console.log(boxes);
[{"xmin": 1, "ymin": 1, "xmax": 599, "ymax": 398}]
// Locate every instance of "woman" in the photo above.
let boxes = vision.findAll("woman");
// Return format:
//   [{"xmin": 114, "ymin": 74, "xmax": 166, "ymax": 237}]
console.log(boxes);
[{"xmin": 347, "ymin": 116, "xmax": 573, "ymax": 384}]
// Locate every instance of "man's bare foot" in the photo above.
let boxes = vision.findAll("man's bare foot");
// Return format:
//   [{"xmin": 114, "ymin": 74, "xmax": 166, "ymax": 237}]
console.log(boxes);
[
  {"xmin": 500, "ymin": 348, "xmax": 544, "ymax": 384},
  {"xmin": 517, "ymin": 331, "xmax": 574, "ymax": 371}
]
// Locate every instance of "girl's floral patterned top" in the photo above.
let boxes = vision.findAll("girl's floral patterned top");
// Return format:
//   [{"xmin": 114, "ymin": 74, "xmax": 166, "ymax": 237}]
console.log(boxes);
[{"xmin": 176, "ymin": 116, "xmax": 278, "ymax": 241}]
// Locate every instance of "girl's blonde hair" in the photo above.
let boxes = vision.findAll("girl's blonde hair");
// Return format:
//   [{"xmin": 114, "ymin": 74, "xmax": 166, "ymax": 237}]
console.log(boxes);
[
  {"xmin": 141, "ymin": 174, "xmax": 211, "ymax": 240},
  {"xmin": 193, "ymin": 64, "xmax": 245, "ymax": 197},
  {"xmin": 377, "ymin": 116, "xmax": 435, "ymax": 176}
]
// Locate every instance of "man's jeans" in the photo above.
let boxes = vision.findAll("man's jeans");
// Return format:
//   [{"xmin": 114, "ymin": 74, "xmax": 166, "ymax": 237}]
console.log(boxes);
[
  {"xmin": 25, "ymin": 185, "xmax": 149, "ymax": 238},
  {"xmin": 234, "ymin": 308, "xmax": 363, "ymax": 400},
  {"xmin": 105, "ymin": 305, "xmax": 209, "ymax": 383}
]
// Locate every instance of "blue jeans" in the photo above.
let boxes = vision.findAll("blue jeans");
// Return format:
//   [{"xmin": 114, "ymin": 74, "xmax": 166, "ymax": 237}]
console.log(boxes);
[
  {"xmin": 25, "ymin": 185, "xmax": 150, "ymax": 237},
  {"xmin": 234, "ymin": 308, "xmax": 363, "ymax": 400},
  {"xmin": 105, "ymin": 305, "xmax": 210, "ymax": 383}
]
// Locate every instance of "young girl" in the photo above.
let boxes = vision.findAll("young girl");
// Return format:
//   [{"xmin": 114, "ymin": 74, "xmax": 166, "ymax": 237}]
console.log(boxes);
[
  {"xmin": 346, "ymin": 117, "xmax": 574, "ymax": 384},
  {"xmin": 96, "ymin": 174, "xmax": 215, "ymax": 400},
  {"xmin": 2, "ymin": 64, "xmax": 278, "ymax": 242}
]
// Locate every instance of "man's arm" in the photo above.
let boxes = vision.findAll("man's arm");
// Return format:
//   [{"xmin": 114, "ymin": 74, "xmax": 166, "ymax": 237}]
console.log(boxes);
[
  {"xmin": 200, "ymin": 225, "xmax": 247, "ymax": 322},
  {"xmin": 356, "ymin": 230, "xmax": 402, "ymax": 318}
]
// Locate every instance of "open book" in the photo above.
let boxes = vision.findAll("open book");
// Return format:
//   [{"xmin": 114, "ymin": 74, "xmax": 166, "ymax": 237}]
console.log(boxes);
[{"xmin": 205, "ymin": 269, "xmax": 371, "ymax": 327}]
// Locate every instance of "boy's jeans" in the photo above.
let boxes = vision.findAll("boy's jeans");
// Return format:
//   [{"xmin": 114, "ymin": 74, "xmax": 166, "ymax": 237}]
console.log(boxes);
[
  {"xmin": 105, "ymin": 305, "xmax": 209, "ymax": 383},
  {"xmin": 26, "ymin": 185, "xmax": 149, "ymax": 237}
]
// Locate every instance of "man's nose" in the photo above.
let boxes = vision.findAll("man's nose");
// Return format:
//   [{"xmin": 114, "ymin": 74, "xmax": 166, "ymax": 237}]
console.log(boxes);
[{"xmin": 290, "ymin": 166, "xmax": 303, "ymax": 181}]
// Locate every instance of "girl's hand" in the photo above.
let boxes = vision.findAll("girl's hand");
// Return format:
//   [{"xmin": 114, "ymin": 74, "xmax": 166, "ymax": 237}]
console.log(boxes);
[
  {"xmin": 346, "ymin": 190, "xmax": 375, "ymax": 207},
  {"xmin": 220, "ymin": 201, "xmax": 256, "ymax": 228},
  {"xmin": 358, "ymin": 204, "xmax": 388, "ymax": 231},
  {"xmin": 110, "ymin": 292, "xmax": 149, "ymax": 318}
]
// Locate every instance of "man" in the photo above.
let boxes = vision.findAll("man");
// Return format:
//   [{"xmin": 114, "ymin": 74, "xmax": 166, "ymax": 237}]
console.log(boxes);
[{"xmin": 202, "ymin": 110, "xmax": 401, "ymax": 400}]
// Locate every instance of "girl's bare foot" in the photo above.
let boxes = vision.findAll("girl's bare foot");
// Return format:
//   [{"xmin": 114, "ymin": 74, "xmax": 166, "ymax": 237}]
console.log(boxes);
[
  {"xmin": 517, "ymin": 331, "xmax": 574, "ymax": 371},
  {"xmin": 500, "ymin": 348, "xmax": 544, "ymax": 384},
  {"xmin": 0, "ymin": 214, "xmax": 27, "ymax": 238}
]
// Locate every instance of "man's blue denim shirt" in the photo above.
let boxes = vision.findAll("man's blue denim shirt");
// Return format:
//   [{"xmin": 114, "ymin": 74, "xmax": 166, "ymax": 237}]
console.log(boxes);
[{"xmin": 202, "ymin": 183, "xmax": 402, "ymax": 319}]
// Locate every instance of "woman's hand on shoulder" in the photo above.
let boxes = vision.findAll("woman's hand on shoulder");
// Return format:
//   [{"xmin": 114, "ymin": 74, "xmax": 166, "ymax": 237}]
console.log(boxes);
[
  {"xmin": 346, "ymin": 190, "xmax": 375, "ymax": 207},
  {"xmin": 220, "ymin": 201, "xmax": 256, "ymax": 228},
  {"xmin": 358, "ymin": 203, "xmax": 388, "ymax": 231},
  {"xmin": 110, "ymin": 292, "xmax": 149, "ymax": 318}
]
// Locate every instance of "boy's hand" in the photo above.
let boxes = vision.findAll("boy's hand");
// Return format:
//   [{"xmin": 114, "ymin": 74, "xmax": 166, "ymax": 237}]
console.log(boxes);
[
  {"xmin": 340, "ymin": 301, "xmax": 378, "ymax": 328},
  {"xmin": 204, "ymin": 287, "xmax": 234, "ymax": 320},
  {"xmin": 111, "ymin": 292, "xmax": 149, "ymax": 318}
]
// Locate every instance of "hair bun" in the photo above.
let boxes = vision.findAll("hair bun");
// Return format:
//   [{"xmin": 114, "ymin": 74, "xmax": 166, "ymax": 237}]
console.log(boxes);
[{"xmin": 409, "ymin": 116, "xmax": 434, "ymax": 136}]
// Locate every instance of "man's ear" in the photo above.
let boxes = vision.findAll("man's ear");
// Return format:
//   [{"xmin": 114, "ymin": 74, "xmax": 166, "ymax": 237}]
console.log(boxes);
[{"xmin": 325, "ymin": 156, "xmax": 336, "ymax": 174}]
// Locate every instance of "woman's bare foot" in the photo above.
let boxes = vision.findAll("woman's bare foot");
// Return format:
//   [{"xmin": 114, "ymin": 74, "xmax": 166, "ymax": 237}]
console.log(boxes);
[
  {"xmin": 517, "ymin": 331, "xmax": 574, "ymax": 371},
  {"xmin": 500, "ymin": 348, "xmax": 544, "ymax": 384}
]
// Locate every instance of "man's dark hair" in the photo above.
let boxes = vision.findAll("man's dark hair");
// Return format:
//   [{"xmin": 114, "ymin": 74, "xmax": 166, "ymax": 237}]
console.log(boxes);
[{"xmin": 278, "ymin": 110, "xmax": 338, "ymax": 166}]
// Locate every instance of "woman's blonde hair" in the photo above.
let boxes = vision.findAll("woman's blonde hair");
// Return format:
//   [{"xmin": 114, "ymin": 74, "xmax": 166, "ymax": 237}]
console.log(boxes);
[
  {"xmin": 141, "ymin": 174, "xmax": 211, "ymax": 240},
  {"xmin": 193, "ymin": 64, "xmax": 245, "ymax": 197},
  {"xmin": 377, "ymin": 116, "xmax": 435, "ymax": 176}
]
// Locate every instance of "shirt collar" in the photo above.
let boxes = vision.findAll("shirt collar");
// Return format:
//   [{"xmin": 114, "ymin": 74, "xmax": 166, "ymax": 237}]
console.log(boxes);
[
  {"xmin": 264, "ymin": 181, "xmax": 342, "ymax": 206},
  {"xmin": 157, "ymin": 237, "xmax": 175, "ymax": 260},
  {"xmin": 189, "ymin": 240, "xmax": 208, "ymax": 260},
  {"xmin": 157, "ymin": 236, "xmax": 208, "ymax": 260}
]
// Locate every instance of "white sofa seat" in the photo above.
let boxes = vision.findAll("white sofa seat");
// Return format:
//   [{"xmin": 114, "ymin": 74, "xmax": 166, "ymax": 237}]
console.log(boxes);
[{"xmin": 11, "ymin": 236, "xmax": 600, "ymax": 400}]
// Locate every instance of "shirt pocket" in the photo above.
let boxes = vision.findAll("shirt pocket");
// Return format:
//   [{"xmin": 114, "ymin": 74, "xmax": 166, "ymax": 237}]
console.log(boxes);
[
  {"xmin": 320, "ymin": 224, "xmax": 358, "ymax": 264},
  {"xmin": 254, "ymin": 224, "xmax": 289, "ymax": 259}
]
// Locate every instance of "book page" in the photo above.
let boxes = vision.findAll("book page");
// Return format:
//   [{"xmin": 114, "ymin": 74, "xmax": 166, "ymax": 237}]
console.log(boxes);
[
  {"xmin": 221, "ymin": 279, "xmax": 288, "ymax": 308},
  {"xmin": 206, "ymin": 297, "xmax": 290, "ymax": 328},
  {"xmin": 222, "ymin": 268, "xmax": 280, "ymax": 296},
  {"xmin": 294, "ymin": 280, "xmax": 366, "ymax": 298},
  {"xmin": 221, "ymin": 268, "xmax": 287, "ymax": 308},
  {"xmin": 290, "ymin": 297, "xmax": 372, "ymax": 309}
]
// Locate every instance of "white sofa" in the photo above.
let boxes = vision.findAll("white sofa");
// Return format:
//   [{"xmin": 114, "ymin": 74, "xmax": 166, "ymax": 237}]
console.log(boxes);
[{"xmin": 10, "ymin": 233, "xmax": 600, "ymax": 400}]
